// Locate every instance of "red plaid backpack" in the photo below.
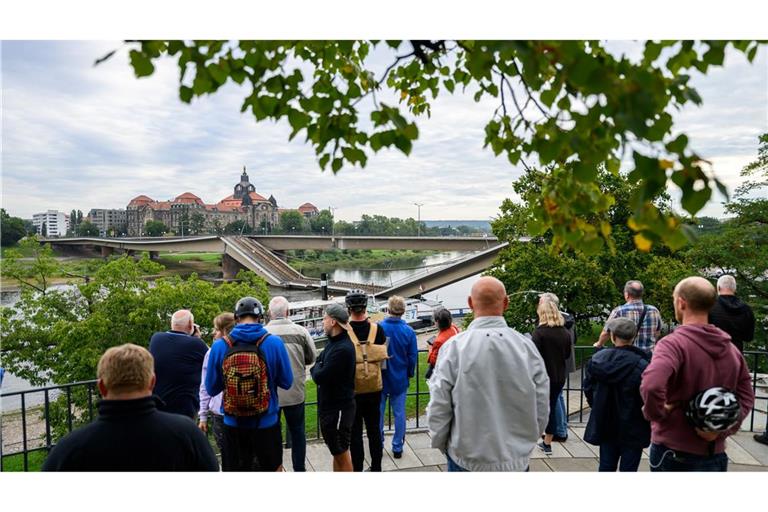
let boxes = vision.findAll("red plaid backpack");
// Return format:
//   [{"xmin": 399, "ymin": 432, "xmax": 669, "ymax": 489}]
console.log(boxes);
[{"xmin": 222, "ymin": 333, "xmax": 271, "ymax": 417}]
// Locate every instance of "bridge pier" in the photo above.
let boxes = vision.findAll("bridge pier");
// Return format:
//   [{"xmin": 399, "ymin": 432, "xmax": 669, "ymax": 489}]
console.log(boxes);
[
  {"xmin": 222, "ymin": 253, "xmax": 247, "ymax": 281},
  {"xmin": 100, "ymin": 246, "xmax": 114, "ymax": 258},
  {"xmin": 273, "ymin": 250, "xmax": 288, "ymax": 262},
  {"xmin": 149, "ymin": 251, "xmax": 159, "ymax": 260}
]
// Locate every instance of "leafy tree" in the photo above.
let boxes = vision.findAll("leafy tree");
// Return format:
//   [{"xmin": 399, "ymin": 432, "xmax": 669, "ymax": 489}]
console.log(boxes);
[
  {"xmin": 1, "ymin": 209, "xmax": 27, "ymax": 246},
  {"xmin": 110, "ymin": 40, "xmax": 765, "ymax": 252},
  {"xmin": 1, "ymin": 255, "xmax": 269, "ymax": 386},
  {"xmin": 76, "ymin": 210, "xmax": 83, "ymax": 225},
  {"xmin": 686, "ymin": 133, "xmax": 767, "ymax": 346},
  {"xmin": 75, "ymin": 221, "xmax": 100, "ymax": 237},
  {"xmin": 2, "ymin": 236, "xmax": 60, "ymax": 294},
  {"xmin": 310, "ymin": 209, "xmax": 334, "ymax": 234},
  {"xmin": 144, "ymin": 220, "xmax": 167, "ymax": 237},
  {"xmin": 489, "ymin": 166, "xmax": 682, "ymax": 334},
  {"xmin": 190, "ymin": 212, "xmax": 206, "ymax": 235},
  {"xmin": 280, "ymin": 210, "xmax": 306, "ymax": 233},
  {"xmin": 224, "ymin": 219, "xmax": 252, "ymax": 235},
  {"xmin": 211, "ymin": 218, "xmax": 224, "ymax": 235},
  {"xmin": 41, "ymin": 222, "xmax": 47, "ymax": 237}
]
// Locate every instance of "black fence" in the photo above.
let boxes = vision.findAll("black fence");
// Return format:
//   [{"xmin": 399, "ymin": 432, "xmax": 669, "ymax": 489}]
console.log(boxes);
[{"xmin": 2, "ymin": 347, "xmax": 766, "ymax": 471}]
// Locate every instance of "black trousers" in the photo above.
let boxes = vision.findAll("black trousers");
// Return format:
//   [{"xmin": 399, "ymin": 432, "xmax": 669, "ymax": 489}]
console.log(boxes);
[
  {"xmin": 222, "ymin": 422, "xmax": 282, "ymax": 471},
  {"xmin": 350, "ymin": 391, "xmax": 384, "ymax": 472}
]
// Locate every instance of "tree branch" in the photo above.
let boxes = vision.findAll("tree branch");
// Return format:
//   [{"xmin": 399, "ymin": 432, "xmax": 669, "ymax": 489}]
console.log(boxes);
[{"xmin": 511, "ymin": 59, "xmax": 552, "ymax": 120}]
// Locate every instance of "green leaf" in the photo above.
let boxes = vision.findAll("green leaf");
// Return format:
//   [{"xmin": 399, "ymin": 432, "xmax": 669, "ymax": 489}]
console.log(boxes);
[
  {"xmin": 179, "ymin": 86, "xmax": 193, "ymax": 103},
  {"xmin": 666, "ymin": 134, "xmax": 688, "ymax": 154},
  {"xmin": 319, "ymin": 154, "xmax": 330, "ymax": 170},
  {"xmin": 681, "ymin": 185, "xmax": 712, "ymax": 215},
  {"xmin": 331, "ymin": 158, "xmax": 343, "ymax": 173},
  {"xmin": 129, "ymin": 50, "xmax": 155, "ymax": 78},
  {"xmin": 207, "ymin": 63, "xmax": 227, "ymax": 85},
  {"xmin": 444, "ymin": 79, "xmax": 455, "ymax": 93},
  {"xmin": 573, "ymin": 162, "xmax": 598, "ymax": 183}
]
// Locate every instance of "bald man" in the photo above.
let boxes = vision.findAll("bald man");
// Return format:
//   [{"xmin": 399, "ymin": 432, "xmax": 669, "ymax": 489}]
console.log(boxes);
[
  {"xmin": 427, "ymin": 276, "xmax": 550, "ymax": 471},
  {"xmin": 149, "ymin": 309, "xmax": 209, "ymax": 418},
  {"xmin": 640, "ymin": 277, "xmax": 754, "ymax": 472}
]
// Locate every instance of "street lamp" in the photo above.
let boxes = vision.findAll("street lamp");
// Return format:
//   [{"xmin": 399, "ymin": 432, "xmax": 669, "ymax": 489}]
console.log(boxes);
[
  {"xmin": 329, "ymin": 205, "xmax": 337, "ymax": 237},
  {"xmin": 413, "ymin": 202, "xmax": 424, "ymax": 237}
]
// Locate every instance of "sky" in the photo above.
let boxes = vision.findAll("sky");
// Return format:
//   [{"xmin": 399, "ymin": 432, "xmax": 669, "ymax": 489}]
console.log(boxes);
[{"xmin": 1, "ymin": 40, "xmax": 766, "ymax": 222}]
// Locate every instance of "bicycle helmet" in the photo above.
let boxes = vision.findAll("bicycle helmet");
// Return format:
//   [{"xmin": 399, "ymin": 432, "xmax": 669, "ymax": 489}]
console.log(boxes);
[
  {"xmin": 345, "ymin": 289, "xmax": 368, "ymax": 309},
  {"xmin": 686, "ymin": 387, "xmax": 741, "ymax": 432},
  {"xmin": 234, "ymin": 296, "xmax": 265, "ymax": 320}
]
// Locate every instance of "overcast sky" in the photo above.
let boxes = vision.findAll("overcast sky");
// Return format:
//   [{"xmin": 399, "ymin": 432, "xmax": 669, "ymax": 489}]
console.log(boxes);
[{"xmin": 1, "ymin": 40, "xmax": 766, "ymax": 221}]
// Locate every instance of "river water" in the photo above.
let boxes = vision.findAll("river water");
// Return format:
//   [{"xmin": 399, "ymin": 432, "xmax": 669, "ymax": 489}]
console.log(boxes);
[{"xmin": 1, "ymin": 252, "xmax": 480, "ymax": 410}]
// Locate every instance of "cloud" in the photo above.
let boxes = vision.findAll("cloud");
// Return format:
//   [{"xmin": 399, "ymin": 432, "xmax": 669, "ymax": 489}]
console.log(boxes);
[{"xmin": 1, "ymin": 41, "xmax": 765, "ymax": 223}]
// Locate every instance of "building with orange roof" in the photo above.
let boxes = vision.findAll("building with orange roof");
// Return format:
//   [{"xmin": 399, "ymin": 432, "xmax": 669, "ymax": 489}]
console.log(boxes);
[{"xmin": 126, "ymin": 167, "xmax": 283, "ymax": 236}]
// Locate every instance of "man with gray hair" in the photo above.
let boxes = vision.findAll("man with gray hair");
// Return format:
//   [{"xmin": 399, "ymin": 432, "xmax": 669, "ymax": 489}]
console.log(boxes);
[
  {"xmin": 708, "ymin": 275, "xmax": 755, "ymax": 354},
  {"xmin": 594, "ymin": 280, "xmax": 662, "ymax": 352},
  {"xmin": 266, "ymin": 295, "xmax": 317, "ymax": 471},
  {"xmin": 149, "ymin": 309, "xmax": 208, "ymax": 418}
]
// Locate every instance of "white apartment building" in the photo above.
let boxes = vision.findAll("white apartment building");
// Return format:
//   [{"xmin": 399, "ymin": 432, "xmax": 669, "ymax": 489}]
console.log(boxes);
[{"xmin": 32, "ymin": 210, "xmax": 69, "ymax": 237}]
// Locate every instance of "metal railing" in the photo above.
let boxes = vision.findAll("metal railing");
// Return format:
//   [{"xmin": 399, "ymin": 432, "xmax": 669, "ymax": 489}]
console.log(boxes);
[{"xmin": 3, "ymin": 347, "xmax": 766, "ymax": 471}]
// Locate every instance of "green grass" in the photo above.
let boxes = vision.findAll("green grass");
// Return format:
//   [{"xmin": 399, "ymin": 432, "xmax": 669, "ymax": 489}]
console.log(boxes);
[
  {"xmin": 158, "ymin": 252, "xmax": 222, "ymax": 263},
  {"xmin": 1, "ymin": 449, "xmax": 47, "ymax": 472}
]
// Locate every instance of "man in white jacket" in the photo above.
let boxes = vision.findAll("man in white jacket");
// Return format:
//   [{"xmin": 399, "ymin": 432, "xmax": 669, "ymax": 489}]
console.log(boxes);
[{"xmin": 427, "ymin": 276, "xmax": 550, "ymax": 471}]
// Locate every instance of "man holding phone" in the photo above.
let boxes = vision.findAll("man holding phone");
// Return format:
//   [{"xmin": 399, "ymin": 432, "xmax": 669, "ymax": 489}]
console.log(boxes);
[{"xmin": 149, "ymin": 309, "xmax": 209, "ymax": 419}]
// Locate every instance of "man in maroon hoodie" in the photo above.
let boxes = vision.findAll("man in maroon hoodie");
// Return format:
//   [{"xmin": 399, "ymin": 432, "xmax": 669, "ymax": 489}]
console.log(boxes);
[{"xmin": 640, "ymin": 276, "xmax": 755, "ymax": 472}]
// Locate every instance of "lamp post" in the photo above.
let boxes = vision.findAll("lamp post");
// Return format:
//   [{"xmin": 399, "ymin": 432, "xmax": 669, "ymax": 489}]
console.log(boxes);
[
  {"xmin": 329, "ymin": 205, "xmax": 337, "ymax": 237},
  {"xmin": 413, "ymin": 202, "xmax": 424, "ymax": 237}
]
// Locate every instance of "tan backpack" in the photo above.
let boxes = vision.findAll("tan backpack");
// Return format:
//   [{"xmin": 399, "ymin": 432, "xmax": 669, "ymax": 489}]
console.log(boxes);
[{"xmin": 348, "ymin": 322, "xmax": 389, "ymax": 394}]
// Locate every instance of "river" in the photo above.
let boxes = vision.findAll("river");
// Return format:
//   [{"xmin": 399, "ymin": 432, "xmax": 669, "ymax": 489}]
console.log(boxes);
[{"xmin": 1, "ymin": 251, "xmax": 480, "ymax": 410}]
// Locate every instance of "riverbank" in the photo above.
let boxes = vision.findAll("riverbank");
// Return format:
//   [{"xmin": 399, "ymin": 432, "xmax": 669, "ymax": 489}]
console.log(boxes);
[{"xmin": 288, "ymin": 249, "xmax": 435, "ymax": 276}]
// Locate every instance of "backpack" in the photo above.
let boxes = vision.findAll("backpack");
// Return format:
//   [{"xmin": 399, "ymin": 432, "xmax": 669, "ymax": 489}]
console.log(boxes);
[
  {"xmin": 348, "ymin": 323, "xmax": 388, "ymax": 394},
  {"xmin": 221, "ymin": 333, "xmax": 271, "ymax": 417}
]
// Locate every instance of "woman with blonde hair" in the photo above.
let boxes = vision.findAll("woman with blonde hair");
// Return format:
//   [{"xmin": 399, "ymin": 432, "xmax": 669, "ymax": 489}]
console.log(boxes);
[
  {"xmin": 198, "ymin": 312, "xmax": 236, "ymax": 466},
  {"xmin": 532, "ymin": 299, "xmax": 572, "ymax": 455}
]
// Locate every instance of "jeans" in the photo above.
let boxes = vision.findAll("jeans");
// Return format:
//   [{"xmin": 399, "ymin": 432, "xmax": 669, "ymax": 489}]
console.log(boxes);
[
  {"xmin": 649, "ymin": 443, "xmax": 728, "ymax": 472},
  {"xmin": 280, "ymin": 403, "xmax": 306, "ymax": 472},
  {"xmin": 447, "ymin": 454, "xmax": 468, "ymax": 472},
  {"xmin": 598, "ymin": 442, "xmax": 643, "ymax": 472},
  {"xmin": 351, "ymin": 391, "xmax": 384, "ymax": 472},
  {"xmin": 380, "ymin": 389, "xmax": 407, "ymax": 453},
  {"xmin": 554, "ymin": 392, "xmax": 568, "ymax": 438}
]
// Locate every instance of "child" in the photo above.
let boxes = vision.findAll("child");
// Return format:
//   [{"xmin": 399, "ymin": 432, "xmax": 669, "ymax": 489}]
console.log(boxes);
[{"xmin": 583, "ymin": 317, "xmax": 651, "ymax": 471}]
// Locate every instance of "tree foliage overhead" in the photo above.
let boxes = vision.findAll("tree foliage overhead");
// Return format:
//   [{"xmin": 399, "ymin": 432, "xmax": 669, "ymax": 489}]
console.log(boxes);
[{"xmin": 107, "ymin": 39, "xmax": 765, "ymax": 253}]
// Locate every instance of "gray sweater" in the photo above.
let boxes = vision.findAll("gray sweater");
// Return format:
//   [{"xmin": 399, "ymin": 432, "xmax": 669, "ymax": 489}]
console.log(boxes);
[{"xmin": 266, "ymin": 318, "xmax": 317, "ymax": 407}]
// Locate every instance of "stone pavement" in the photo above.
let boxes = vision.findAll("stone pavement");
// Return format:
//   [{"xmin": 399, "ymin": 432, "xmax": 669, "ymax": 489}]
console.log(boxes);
[{"xmin": 286, "ymin": 427, "xmax": 768, "ymax": 472}]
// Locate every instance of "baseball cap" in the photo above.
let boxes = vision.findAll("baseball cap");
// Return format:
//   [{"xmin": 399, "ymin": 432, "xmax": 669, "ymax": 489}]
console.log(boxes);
[{"xmin": 325, "ymin": 303, "xmax": 350, "ymax": 327}]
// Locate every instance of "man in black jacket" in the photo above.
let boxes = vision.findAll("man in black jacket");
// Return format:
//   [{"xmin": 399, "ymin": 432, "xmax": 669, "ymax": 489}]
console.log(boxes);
[
  {"xmin": 149, "ymin": 309, "xmax": 208, "ymax": 418},
  {"xmin": 583, "ymin": 317, "xmax": 651, "ymax": 472},
  {"xmin": 709, "ymin": 275, "xmax": 756, "ymax": 353},
  {"xmin": 311, "ymin": 303, "xmax": 357, "ymax": 471},
  {"xmin": 43, "ymin": 344, "xmax": 218, "ymax": 471}
]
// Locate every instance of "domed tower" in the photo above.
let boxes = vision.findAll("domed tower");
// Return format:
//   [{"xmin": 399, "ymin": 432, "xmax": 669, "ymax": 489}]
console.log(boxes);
[{"xmin": 233, "ymin": 166, "xmax": 256, "ymax": 201}]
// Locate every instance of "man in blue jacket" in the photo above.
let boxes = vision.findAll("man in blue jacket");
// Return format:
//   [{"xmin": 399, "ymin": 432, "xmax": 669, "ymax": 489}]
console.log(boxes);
[
  {"xmin": 379, "ymin": 295, "xmax": 418, "ymax": 458},
  {"xmin": 583, "ymin": 317, "xmax": 651, "ymax": 472},
  {"xmin": 206, "ymin": 297, "xmax": 293, "ymax": 471}
]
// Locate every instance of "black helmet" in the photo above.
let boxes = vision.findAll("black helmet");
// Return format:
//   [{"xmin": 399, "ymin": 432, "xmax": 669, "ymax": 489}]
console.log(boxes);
[
  {"xmin": 345, "ymin": 289, "xmax": 368, "ymax": 309},
  {"xmin": 234, "ymin": 296, "xmax": 264, "ymax": 320},
  {"xmin": 686, "ymin": 387, "xmax": 741, "ymax": 432}
]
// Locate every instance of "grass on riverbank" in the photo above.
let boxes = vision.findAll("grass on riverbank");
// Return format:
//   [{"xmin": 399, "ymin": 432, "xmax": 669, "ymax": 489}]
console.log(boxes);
[
  {"xmin": 289, "ymin": 249, "xmax": 435, "ymax": 275},
  {"xmin": 1, "ymin": 449, "xmax": 47, "ymax": 472}
]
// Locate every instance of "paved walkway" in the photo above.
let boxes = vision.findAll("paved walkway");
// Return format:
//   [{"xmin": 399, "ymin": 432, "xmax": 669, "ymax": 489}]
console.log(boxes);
[{"xmin": 287, "ymin": 427, "xmax": 768, "ymax": 472}]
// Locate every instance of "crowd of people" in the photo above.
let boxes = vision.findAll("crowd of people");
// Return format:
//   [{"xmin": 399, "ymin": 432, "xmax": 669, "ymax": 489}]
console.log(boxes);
[{"xmin": 38, "ymin": 271, "xmax": 763, "ymax": 472}]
